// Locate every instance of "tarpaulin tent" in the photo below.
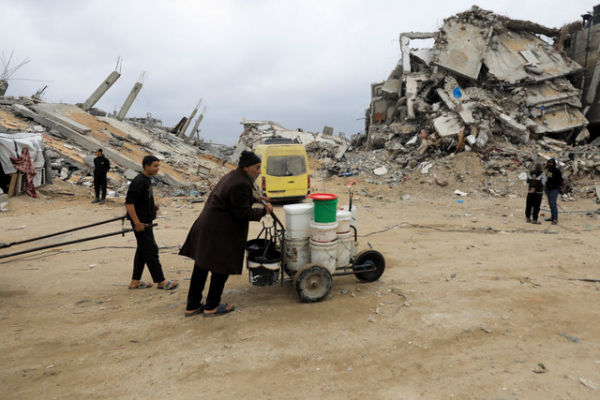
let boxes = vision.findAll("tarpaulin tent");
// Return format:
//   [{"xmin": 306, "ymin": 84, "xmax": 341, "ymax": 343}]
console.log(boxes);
[
  {"xmin": 0, "ymin": 133, "xmax": 45, "ymax": 174},
  {"xmin": 0, "ymin": 133, "xmax": 46, "ymax": 196}
]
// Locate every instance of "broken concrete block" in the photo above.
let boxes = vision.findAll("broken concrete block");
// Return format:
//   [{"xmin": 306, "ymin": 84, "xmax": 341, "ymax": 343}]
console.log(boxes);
[
  {"xmin": 466, "ymin": 135, "xmax": 477, "ymax": 146},
  {"xmin": 381, "ymin": 79, "xmax": 401, "ymax": 96},
  {"xmin": 434, "ymin": 20, "xmax": 492, "ymax": 80},
  {"xmin": 124, "ymin": 169, "xmax": 138, "ymax": 180},
  {"xmin": 373, "ymin": 166, "xmax": 387, "ymax": 176},
  {"xmin": 433, "ymin": 113, "xmax": 462, "ymax": 137}
]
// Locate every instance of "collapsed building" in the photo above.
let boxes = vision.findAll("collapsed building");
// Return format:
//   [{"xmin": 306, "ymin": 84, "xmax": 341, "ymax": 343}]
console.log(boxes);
[
  {"xmin": 0, "ymin": 63, "xmax": 232, "ymax": 202},
  {"xmin": 230, "ymin": 119, "xmax": 350, "ymax": 163},
  {"xmin": 336, "ymin": 6, "xmax": 600, "ymax": 195},
  {"xmin": 366, "ymin": 6, "xmax": 588, "ymax": 154}
]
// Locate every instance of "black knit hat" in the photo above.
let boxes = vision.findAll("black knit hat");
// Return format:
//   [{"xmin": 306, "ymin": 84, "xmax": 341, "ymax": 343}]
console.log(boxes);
[{"xmin": 238, "ymin": 150, "xmax": 261, "ymax": 168}]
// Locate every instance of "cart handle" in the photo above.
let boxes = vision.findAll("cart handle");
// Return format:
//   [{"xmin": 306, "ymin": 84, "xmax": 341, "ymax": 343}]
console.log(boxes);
[{"xmin": 0, "ymin": 215, "xmax": 128, "ymax": 250}]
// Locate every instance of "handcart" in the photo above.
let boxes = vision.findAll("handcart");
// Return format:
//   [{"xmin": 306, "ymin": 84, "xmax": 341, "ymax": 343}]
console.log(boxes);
[{"xmin": 245, "ymin": 208, "xmax": 385, "ymax": 302}]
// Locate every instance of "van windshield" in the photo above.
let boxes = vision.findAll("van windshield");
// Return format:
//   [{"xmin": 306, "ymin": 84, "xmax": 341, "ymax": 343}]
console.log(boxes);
[{"xmin": 266, "ymin": 155, "xmax": 306, "ymax": 177}]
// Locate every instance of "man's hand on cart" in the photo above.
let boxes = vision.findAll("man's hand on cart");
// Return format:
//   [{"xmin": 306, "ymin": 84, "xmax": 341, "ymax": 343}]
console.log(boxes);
[{"xmin": 258, "ymin": 196, "xmax": 273, "ymax": 214}]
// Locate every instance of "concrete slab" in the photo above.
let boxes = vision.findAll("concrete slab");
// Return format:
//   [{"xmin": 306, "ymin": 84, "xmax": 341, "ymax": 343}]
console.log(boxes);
[
  {"xmin": 524, "ymin": 79, "xmax": 581, "ymax": 107},
  {"xmin": 32, "ymin": 104, "xmax": 91, "ymax": 134},
  {"xmin": 433, "ymin": 113, "xmax": 462, "ymax": 137},
  {"xmin": 532, "ymin": 106, "xmax": 587, "ymax": 134},
  {"xmin": 484, "ymin": 32, "xmax": 582, "ymax": 84},
  {"xmin": 434, "ymin": 21, "xmax": 492, "ymax": 80}
]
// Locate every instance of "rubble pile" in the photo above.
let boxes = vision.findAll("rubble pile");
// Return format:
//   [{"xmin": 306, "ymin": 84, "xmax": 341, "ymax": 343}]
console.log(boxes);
[
  {"xmin": 230, "ymin": 120, "xmax": 349, "ymax": 163},
  {"xmin": 0, "ymin": 97, "xmax": 233, "ymax": 200},
  {"xmin": 321, "ymin": 6, "xmax": 600, "ymax": 197}
]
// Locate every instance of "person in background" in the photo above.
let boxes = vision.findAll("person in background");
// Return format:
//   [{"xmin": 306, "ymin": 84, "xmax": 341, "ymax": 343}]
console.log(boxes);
[
  {"xmin": 544, "ymin": 158, "xmax": 563, "ymax": 225},
  {"xmin": 179, "ymin": 150, "xmax": 272, "ymax": 317},
  {"xmin": 525, "ymin": 163, "xmax": 545, "ymax": 224},
  {"xmin": 125, "ymin": 155, "xmax": 179, "ymax": 290},
  {"xmin": 91, "ymin": 149, "xmax": 110, "ymax": 205}
]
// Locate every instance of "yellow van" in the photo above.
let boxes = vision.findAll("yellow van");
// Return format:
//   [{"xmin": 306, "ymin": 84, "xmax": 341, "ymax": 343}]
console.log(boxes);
[{"xmin": 254, "ymin": 143, "xmax": 310, "ymax": 201}]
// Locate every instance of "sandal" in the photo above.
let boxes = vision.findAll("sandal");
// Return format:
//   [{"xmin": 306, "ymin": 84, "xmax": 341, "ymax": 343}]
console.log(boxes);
[
  {"xmin": 203, "ymin": 304, "xmax": 235, "ymax": 317},
  {"xmin": 157, "ymin": 280, "xmax": 179, "ymax": 290},
  {"xmin": 128, "ymin": 281, "xmax": 153, "ymax": 289},
  {"xmin": 185, "ymin": 305, "xmax": 204, "ymax": 317}
]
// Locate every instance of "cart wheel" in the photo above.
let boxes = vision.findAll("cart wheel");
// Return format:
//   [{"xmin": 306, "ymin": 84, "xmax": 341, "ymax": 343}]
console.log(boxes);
[
  {"xmin": 294, "ymin": 263, "xmax": 332, "ymax": 303},
  {"xmin": 352, "ymin": 250, "xmax": 385, "ymax": 282}
]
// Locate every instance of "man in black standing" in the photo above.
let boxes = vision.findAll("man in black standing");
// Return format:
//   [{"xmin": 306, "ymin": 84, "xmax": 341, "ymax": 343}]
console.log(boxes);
[
  {"xmin": 545, "ymin": 158, "xmax": 563, "ymax": 225},
  {"xmin": 92, "ymin": 149, "xmax": 110, "ymax": 205},
  {"xmin": 125, "ymin": 155, "xmax": 179, "ymax": 290}
]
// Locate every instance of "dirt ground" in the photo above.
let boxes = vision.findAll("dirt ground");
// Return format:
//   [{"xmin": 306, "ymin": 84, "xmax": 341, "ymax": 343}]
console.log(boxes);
[{"xmin": 2, "ymin": 167, "xmax": 600, "ymax": 399}]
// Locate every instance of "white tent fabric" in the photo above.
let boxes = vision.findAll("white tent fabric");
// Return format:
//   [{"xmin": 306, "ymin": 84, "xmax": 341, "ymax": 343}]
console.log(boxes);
[{"xmin": 0, "ymin": 132, "xmax": 45, "ymax": 174}]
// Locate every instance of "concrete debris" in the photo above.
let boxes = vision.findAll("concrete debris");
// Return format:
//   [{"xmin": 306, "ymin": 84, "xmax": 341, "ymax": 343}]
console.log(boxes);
[
  {"xmin": 365, "ymin": 6, "xmax": 589, "ymax": 161},
  {"xmin": 1, "ymin": 94, "xmax": 233, "ymax": 199},
  {"xmin": 373, "ymin": 166, "xmax": 387, "ymax": 176},
  {"xmin": 230, "ymin": 119, "xmax": 350, "ymax": 163},
  {"xmin": 312, "ymin": 5, "xmax": 597, "ymax": 193}
]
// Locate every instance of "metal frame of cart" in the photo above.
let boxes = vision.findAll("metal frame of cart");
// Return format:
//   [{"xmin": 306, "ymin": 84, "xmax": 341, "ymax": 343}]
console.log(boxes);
[{"xmin": 246, "ymin": 210, "xmax": 385, "ymax": 302}]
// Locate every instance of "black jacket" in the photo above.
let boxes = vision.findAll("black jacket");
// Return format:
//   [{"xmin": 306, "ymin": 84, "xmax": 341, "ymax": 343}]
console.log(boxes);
[
  {"xmin": 93, "ymin": 156, "xmax": 110, "ymax": 177},
  {"xmin": 179, "ymin": 168, "xmax": 265, "ymax": 275},
  {"xmin": 545, "ymin": 166, "xmax": 563, "ymax": 190},
  {"xmin": 527, "ymin": 169, "xmax": 545, "ymax": 194}
]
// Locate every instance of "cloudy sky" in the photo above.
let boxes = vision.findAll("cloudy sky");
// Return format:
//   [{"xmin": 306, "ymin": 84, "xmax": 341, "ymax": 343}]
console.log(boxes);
[{"xmin": 1, "ymin": 0, "xmax": 591, "ymax": 144}]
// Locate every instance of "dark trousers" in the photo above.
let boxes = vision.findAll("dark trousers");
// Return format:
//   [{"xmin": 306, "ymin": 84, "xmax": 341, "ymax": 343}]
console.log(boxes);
[
  {"xmin": 132, "ymin": 227, "xmax": 165, "ymax": 283},
  {"xmin": 547, "ymin": 189, "xmax": 560, "ymax": 221},
  {"xmin": 186, "ymin": 264, "xmax": 229, "ymax": 311},
  {"xmin": 525, "ymin": 192, "xmax": 543, "ymax": 221},
  {"xmin": 94, "ymin": 175, "xmax": 107, "ymax": 200}
]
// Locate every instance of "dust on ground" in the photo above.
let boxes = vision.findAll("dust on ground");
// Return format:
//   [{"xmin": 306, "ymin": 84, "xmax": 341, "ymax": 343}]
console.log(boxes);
[{"xmin": 1, "ymin": 172, "xmax": 600, "ymax": 399}]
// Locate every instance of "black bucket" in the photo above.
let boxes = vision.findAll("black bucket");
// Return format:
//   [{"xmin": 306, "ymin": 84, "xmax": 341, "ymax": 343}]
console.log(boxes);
[{"xmin": 246, "ymin": 239, "xmax": 281, "ymax": 286}]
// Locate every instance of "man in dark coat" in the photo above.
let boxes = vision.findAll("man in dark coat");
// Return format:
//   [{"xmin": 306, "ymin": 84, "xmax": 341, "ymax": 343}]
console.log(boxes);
[
  {"xmin": 92, "ymin": 149, "xmax": 110, "ymax": 205},
  {"xmin": 179, "ymin": 150, "xmax": 273, "ymax": 317}
]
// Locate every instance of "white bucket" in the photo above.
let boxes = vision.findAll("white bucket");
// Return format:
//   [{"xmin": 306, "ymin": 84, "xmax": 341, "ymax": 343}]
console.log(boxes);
[
  {"xmin": 310, "ymin": 220, "xmax": 338, "ymax": 243},
  {"xmin": 309, "ymin": 239, "xmax": 338, "ymax": 274},
  {"xmin": 336, "ymin": 231, "xmax": 354, "ymax": 267},
  {"xmin": 283, "ymin": 203, "xmax": 313, "ymax": 239},
  {"xmin": 336, "ymin": 210, "xmax": 352, "ymax": 233},
  {"xmin": 339, "ymin": 204, "xmax": 358, "ymax": 230},
  {"xmin": 284, "ymin": 236, "xmax": 310, "ymax": 273}
]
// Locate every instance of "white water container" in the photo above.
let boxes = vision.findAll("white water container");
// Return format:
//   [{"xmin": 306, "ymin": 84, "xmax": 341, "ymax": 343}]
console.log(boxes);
[
  {"xmin": 336, "ymin": 210, "xmax": 352, "ymax": 233},
  {"xmin": 339, "ymin": 204, "xmax": 358, "ymax": 230},
  {"xmin": 336, "ymin": 231, "xmax": 354, "ymax": 267},
  {"xmin": 309, "ymin": 239, "xmax": 338, "ymax": 274},
  {"xmin": 284, "ymin": 235, "xmax": 310, "ymax": 273},
  {"xmin": 283, "ymin": 203, "xmax": 313, "ymax": 239},
  {"xmin": 309, "ymin": 220, "xmax": 338, "ymax": 243}
]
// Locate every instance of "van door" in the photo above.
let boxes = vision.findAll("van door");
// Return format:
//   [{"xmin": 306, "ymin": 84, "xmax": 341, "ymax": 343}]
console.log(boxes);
[{"xmin": 264, "ymin": 153, "xmax": 308, "ymax": 198}]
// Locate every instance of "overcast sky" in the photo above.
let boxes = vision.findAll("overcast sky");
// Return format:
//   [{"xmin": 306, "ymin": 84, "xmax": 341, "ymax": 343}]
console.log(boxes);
[{"xmin": 1, "ymin": 0, "xmax": 592, "ymax": 145}]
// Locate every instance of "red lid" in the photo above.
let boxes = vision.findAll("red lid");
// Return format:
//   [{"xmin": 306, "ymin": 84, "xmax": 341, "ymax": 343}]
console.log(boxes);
[{"xmin": 309, "ymin": 193, "xmax": 337, "ymax": 201}]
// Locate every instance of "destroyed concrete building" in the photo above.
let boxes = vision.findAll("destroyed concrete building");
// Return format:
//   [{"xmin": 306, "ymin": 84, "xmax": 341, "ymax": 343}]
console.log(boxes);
[
  {"xmin": 0, "ymin": 64, "xmax": 231, "ymax": 203},
  {"xmin": 230, "ymin": 119, "xmax": 350, "ymax": 163},
  {"xmin": 333, "ymin": 6, "xmax": 598, "ymax": 193},
  {"xmin": 558, "ymin": 4, "xmax": 600, "ymax": 132},
  {"xmin": 366, "ymin": 6, "xmax": 588, "ymax": 157}
]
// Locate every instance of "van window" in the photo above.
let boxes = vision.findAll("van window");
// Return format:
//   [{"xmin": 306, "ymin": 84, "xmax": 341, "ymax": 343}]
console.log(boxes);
[{"xmin": 266, "ymin": 156, "xmax": 306, "ymax": 177}]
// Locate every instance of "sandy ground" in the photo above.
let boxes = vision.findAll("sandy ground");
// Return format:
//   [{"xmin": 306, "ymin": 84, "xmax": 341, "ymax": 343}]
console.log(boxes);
[{"xmin": 1, "ymin": 172, "xmax": 600, "ymax": 400}]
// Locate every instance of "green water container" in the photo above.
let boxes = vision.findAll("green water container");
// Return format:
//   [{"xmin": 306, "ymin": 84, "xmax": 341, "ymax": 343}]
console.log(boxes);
[{"xmin": 309, "ymin": 193, "xmax": 338, "ymax": 223}]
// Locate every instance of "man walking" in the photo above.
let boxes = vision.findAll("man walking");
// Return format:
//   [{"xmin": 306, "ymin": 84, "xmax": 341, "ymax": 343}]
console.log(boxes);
[
  {"xmin": 125, "ymin": 155, "xmax": 179, "ymax": 290},
  {"xmin": 92, "ymin": 149, "xmax": 110, "ymax": 205},
  {"xmin": 545, "ymin": 158, "xmax": 563, "ymax": 225},
  {"xmin": 179, "ymin": 150, "xmax": 272, "ymax": 317}
]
